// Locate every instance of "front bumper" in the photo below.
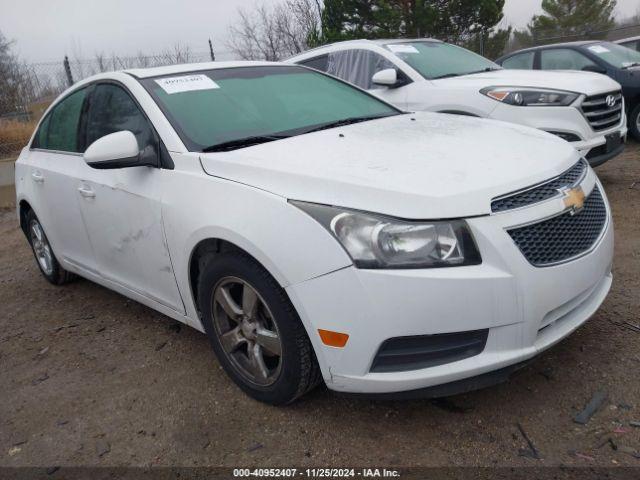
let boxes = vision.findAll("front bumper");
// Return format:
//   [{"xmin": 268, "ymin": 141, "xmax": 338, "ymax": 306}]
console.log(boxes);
[
  {"xmin": 286, "ymin": 172, "xmax": 614, "ymax": 395},
  {"xmin": 489, "ymin": 103, "xmax": 627, "ymax": 167}
]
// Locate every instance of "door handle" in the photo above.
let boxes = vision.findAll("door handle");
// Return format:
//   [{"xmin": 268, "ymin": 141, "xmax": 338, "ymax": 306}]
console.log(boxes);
[
  {"xmin": 31, "ymin": 171, "xmax": 44, "ymax": 183},
  {"xmin": 78, "ymin": 186, "xmax": 96, "ymax": 198}
]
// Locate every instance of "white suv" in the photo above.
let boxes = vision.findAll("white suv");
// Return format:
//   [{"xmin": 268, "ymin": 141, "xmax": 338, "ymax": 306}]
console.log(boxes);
[{"xmin": 288, "ymin": 39, "xmax": 628, "ymax": 167}]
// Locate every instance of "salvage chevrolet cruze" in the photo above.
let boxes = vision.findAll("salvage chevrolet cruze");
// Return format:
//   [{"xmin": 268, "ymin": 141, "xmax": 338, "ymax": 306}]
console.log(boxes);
[{"xmin": 15, "ymin": 62, "xmax": 614, "ymax": 404}]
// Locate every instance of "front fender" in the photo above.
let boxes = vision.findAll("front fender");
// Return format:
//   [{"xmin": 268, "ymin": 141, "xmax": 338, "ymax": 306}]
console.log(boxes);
[{"xmin": 161, "ymin": 163, "xmax": 352, "ymax": 324}]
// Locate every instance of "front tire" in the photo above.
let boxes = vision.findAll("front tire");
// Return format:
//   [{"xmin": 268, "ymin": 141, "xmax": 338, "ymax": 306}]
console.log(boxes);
[
  {"xmin": 629, "ymin": 104, "xmax": 640, "ymax": 141},
  {"xmin": 26, "ymin": 210, "xmax": 75, "ymax": 285},
  {"xmin": 197, "ymin": 251, "xmax": 321, "ymax": 405}
]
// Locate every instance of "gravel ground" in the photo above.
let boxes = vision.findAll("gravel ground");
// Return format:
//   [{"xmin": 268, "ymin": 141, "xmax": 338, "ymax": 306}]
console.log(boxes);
[{"xmin": 0, "ymin": 142, "xmax": 639, "ymax": 469}]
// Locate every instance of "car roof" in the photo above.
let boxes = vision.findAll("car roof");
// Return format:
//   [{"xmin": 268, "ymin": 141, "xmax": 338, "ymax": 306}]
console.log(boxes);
[
  {"xmin": 292, "ymin": 38, "xmax": 442, "ymax": 57},
  {"xmin": 616, "ymin": 35, "xmax": 640, "ymax": 43},
  {"xmin": 124, "ymin": 60, "xmax": 281, "ymax": 78},
  {"xmin": 501, "ymin": 40, "xmax": 603, "ymax": 57}
]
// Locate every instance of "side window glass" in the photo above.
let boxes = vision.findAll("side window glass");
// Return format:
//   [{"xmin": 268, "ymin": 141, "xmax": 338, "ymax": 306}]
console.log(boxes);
[
  {"xmin": 326, "ymin": 49, "xmax": 395, "ymax": 89},
  {"xmin": 39, "ymin": 88, "xmax": 87, "ymax": 152},
  {"xmin": 32, "ymin": 115, "xmax": 51, "ymax": 149},
  {"xmin": 86, "ymin": 84, "xmax": 157, "ymax": 161},
  {"xmin": 540, "ymin": 49, "xmax": 596, "ymax": 70},
  {"xmin": 502, "ymin": 52, "xmax": 535, "ymax": 70},
  {"xmin": 299, "ymin": 55, "xmax": 329, "ymax": 72}
]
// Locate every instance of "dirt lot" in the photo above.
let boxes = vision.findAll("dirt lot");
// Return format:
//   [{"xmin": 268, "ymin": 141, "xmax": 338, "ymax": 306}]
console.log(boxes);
[{"xmin": 1, "ymin": 143, "xmax": 639, "ymax": 470}]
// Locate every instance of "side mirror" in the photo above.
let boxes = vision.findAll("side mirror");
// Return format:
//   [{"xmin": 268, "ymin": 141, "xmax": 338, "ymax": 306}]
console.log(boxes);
[
  {"xmin": 582, "ymin": 64, "xmax": 607, "ymax": 74},
  {"xmin": 372, "ymin": 68, "xmax": 399, "ymax": 87},
  {"xmin": 84, "ymin": 131, "xmax": 149, "ymax": 169}
]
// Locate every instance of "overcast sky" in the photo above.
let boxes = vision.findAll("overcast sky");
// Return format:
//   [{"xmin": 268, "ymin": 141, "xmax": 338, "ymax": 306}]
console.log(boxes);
[{"xmin": 1, "ymin": 0, "xmax": 639, "ymax": 63}]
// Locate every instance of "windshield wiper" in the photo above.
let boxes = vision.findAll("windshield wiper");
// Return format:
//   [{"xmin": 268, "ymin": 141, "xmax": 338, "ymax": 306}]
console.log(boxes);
[
  {"xmin": 466, "ymin": 67, "xmax": 502, "ymax": 75},
  {"xmin": 301, "ymin": 114, "xmax": 396, "ymax": 134},
  {"xmin": 432, "ymin": 67, "xmax": 500, "ymax": 80},
  {"xmin": 432, "ymin": 73, "xmax": 461, "ymax": 79},
  {"xmin": 202, "ymin": 114, "xmax": 396, "ymax": 151},
  {"xmin": 202, "ymin": 134, "xmax": 290, "ymax": 152},
  {"xmin": 622, "ymin": 62, "xmax": 640, "ymax": 69}
]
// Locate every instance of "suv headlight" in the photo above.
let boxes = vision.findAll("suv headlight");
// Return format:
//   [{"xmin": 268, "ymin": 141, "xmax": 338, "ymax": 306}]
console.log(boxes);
[
  {"xmin": 481, "ymin": 87, "xmax": 579, "ymax": 107},
  {"xmin": 291, "ymin": 201, "xmax": 482, "ymax": 269}
]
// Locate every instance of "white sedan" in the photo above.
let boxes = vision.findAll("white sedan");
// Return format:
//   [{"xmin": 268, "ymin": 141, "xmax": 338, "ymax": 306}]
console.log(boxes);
[{"xmin": 16, "ymin": 62, "xmax": 613, "ymax": 404}]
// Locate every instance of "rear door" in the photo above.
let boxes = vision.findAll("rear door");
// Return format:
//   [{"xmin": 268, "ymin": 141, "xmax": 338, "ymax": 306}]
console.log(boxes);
[
  {"xmin": 539, "ymin": 48, "xmax": 600, "ymax": 71},
  {"xmin": 25, "ymin": 87, "xmax": 96, "ymax": 273},
  {"xmin": 77, "ymin": 82, "xmax": 185, "ymax": 313}
]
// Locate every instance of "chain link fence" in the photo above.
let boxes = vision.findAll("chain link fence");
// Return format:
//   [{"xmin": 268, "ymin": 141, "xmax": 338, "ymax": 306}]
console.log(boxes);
[{"xmin": 0, "ymin": 49, "xmax": 230, "ymax": 160}]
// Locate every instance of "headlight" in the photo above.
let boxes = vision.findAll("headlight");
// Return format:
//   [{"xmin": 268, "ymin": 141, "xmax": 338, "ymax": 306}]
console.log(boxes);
[
  {"xmin": 481, "ymin": 87, "xmax": 579, "ymax": 107},
  {"xmin": 291, "ymin": 201, "xmax": 482, "ymax": 269}
]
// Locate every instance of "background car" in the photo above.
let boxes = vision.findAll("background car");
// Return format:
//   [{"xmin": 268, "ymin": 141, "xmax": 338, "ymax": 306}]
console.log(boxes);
[
  {"xmin": 616, "ymin": 36, "xmax": 640, "ymax": 52},
  {"xmin": 497, "ymin": 40, "xmax": 640, "ymax": 141},
  {"xmin": 15, "ymin": 62, "xmax": 613, "ymax": 405},
  {"xmin": 287, "ymin": 39, "xmax": 627, "ymax": 167}
]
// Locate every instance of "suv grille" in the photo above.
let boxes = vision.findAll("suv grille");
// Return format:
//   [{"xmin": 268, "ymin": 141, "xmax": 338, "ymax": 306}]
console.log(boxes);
[
  {"xmin": 491, "ymin": 160, "xmax": 587, "ymax": 213},
  {"xmin": 581, "ymin": 91, "xmax": 623, "ymax": 131},
  {"xmin": 508, "ymin": 186, "xmax": 607, "ymax": 267}
]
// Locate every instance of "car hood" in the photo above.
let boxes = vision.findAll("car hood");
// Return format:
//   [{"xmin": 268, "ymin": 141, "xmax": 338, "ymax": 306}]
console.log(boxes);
[
  {"xmin": 199, "ymin": 112, "xmax": 579, "ymax": 219},
  {"xmin": 433, "ymin": 69, "xmax": 621, "ymax": 95}
]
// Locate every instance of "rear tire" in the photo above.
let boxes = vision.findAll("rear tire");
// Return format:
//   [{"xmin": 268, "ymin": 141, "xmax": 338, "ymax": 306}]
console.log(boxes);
[
  {"xmin": 629, "ymin": 104, "xmax": 640, "ymax": 141},
  {"xmin": 26, "ymin": 210, "xmax": 75, "ymax": 285},
  {"xmin": 197, "ymin": 251, "xmax": 322, "ymax": 405}
]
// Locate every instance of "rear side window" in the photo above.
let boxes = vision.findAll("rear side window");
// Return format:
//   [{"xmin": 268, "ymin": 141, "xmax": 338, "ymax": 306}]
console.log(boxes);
[
  {"xmin": 540, "ymin": 49, "xmax": 596, "ymax": 70},
  {"xmin": 33, "ymin": 88, "xmax": 87, "ymax": 152},
  {"xmin": 86, "ymin": 83, "xmax": 158, "ymax": 160},
  {"xmin": 33, "ymin": 115, "xmax": 51, "ymax": 149},
  {"xmin": 622, "ymin": 40, "xmax": 639, "ymax": 52},
  {"xmin": 299, "ymin": 55, "xmax": 329, "ymax": 72},
  {"xmin": 501, "ymin": 51, "xmax": 535, "ymax": 70},
  {"xmin": 325, "ymin": 49, "xmax": 395, "ymax": 90}
]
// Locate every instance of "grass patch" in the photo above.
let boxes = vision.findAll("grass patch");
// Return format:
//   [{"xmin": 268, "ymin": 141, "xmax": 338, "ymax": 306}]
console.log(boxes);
[{"xmin": 0, "ymin": 119, "xmax": 38, "ymax": 160}]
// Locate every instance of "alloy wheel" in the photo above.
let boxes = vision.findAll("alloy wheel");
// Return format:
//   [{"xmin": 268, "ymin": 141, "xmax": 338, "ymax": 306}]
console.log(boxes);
[
  {"xmin": 29, "ymin": 219, "xmax": 54, "ymax": 276},
  {"xmin": 211, "ymin": 277, "xmax": 283, "ymax": 386}
]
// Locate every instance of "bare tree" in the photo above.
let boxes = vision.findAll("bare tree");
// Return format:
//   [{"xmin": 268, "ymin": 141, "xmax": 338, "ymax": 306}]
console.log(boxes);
[
  {"xmin": 0, "ymin": 31, "xmax": 48, "ymax": 117},
  {"xmin": 226, "ymin": 0, "xmax": 321, "ymax": 61}
]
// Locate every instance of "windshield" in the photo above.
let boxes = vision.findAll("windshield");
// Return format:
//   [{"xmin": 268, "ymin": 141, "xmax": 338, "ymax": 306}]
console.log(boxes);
[
  {"xmin": 383, "ymin": 41, "xmax": 500, "ymax": 79},
  {"xmin": 140, "ymin": 65, "xmax": 399, "ymax": 151},
  {"xmin": 584, "ymin": 42, "xmax": 640, "ymax": 68}
]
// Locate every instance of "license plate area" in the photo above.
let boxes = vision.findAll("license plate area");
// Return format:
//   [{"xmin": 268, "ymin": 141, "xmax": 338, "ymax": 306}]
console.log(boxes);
[{"xmin": 605, "ymin": 133, "xmax": 622, "ymax": 153}]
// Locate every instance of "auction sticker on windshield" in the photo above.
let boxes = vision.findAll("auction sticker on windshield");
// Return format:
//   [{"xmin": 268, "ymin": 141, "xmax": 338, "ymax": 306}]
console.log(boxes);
[
  {"xmin": 155, "ymin": 74, "xmax": 220, "ymax": 94},
  {"xmin": 387, "ymin": 44, "xmax": 419, "ymax": 54}
]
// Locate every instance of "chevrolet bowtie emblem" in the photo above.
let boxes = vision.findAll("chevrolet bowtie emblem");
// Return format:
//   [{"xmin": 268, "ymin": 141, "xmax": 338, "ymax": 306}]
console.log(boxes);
[{"xmin": 562, "ymin": 186, "xmax": 586, "ymax": 215}]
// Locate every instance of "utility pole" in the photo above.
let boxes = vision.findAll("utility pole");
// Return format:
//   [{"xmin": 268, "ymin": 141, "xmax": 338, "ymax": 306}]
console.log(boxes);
[
  {"xmin": 63, "ymin": 55, "xmax": 74, "ymax": 87},
  {"xmin": 208, "ymin": 39, "xmax": 216, "ymax": 61}
]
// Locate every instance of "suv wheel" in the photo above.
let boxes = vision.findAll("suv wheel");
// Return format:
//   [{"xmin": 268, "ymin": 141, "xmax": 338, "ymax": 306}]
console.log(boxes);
[{"xmin": 197, "ymin": 251, "xmax": 322, "ymax": 405}]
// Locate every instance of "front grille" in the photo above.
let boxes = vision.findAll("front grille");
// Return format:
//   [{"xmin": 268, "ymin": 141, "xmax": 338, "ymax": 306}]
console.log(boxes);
[
  {"xmin": 508, "ymin": 186, "xmax": 607, "ymax": 267},
  {"xmin": 581, "ymin": 91, "xmax": 623, "ymax": 131},
  {"xmin": 491, "ymin": 160, "xmax": 588, "ymax": 213},
  {"xmin": 370, "ymin": 330, "xmax": 489, "ymax": 373}
]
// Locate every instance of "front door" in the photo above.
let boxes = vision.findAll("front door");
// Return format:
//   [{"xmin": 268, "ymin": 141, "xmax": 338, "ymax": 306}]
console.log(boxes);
[{"xmin": 77, "ymin": 82, "xmax": 184, "ymax": 313}]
